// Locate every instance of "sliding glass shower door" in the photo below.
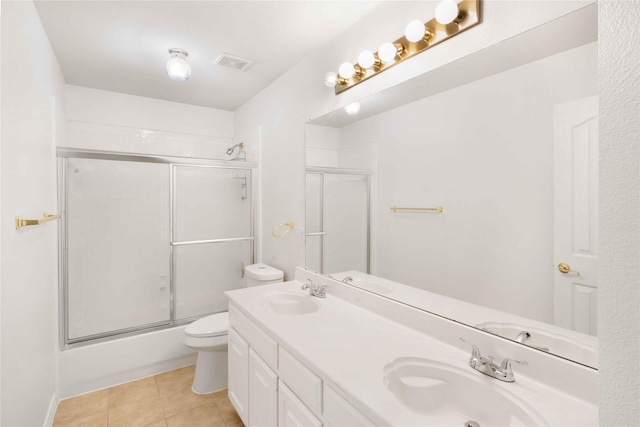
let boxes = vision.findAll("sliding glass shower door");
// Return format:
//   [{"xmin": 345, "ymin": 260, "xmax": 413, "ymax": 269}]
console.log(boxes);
[
  {"xmin": 172, "ymin": 166, "xmax": 252, "ymax": 320},
  {"xmin": 60, "ymin": 149, "xmax": 255, "ymax": 347},
  {"xmin": 305, "ymin": 170, "xmax": 370, "ymax": 274},
  {"xmin": 66, "ymin": 157, "xmax": 171, "ymax": 340}
]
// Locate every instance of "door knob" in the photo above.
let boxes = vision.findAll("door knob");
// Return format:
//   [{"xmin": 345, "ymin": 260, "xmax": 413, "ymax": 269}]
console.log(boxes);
[{"xmin": 558, "ymin": 263, "xmax": 580, "ymax": 275}]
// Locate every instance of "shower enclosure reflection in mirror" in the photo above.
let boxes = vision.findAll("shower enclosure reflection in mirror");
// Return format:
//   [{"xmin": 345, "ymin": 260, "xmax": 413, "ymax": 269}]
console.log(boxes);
[
  {"xmin": 305, "ymin": 5, "xmax": 598, "ymax": 368},
  {"xmin": 57, "ymin": 148, "xmax": 256, "ymax": 348}
]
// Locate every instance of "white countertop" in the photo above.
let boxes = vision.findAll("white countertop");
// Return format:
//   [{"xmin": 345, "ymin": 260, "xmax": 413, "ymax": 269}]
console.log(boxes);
[{"xmin": 227, "ymin": 279, "xmax": 597, "ymax": 426}]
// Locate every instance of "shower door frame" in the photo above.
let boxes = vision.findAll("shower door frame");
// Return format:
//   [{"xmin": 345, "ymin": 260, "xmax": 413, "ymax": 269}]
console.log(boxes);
[
  {"xmin": 57, "ymin": 147, "xmax": 257, "ymax": 349},
  {"xmin": 305, "ymin": 167, "xmax": 373, "ymax": 275}
]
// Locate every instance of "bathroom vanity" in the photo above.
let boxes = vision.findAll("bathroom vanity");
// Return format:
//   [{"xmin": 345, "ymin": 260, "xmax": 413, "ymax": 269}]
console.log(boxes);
[{"xmin": 226, "ymin": 268, "xmax": 597, "ymax": 426}]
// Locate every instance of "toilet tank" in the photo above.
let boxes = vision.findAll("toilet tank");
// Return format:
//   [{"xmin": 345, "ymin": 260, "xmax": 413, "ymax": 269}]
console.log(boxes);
[{"xmin": 244, "ymin": 263, "xmax": 284, "ymax": 287}]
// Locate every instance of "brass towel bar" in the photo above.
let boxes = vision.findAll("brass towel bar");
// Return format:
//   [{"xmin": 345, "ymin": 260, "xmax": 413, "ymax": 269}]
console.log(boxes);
[
  {"xmin": 15, "ymin": 213, "xmax": 61, "ymax": 230},
  {"xmin": 390, "ymin": 206, "xmax": 443, "ymax": 213}
]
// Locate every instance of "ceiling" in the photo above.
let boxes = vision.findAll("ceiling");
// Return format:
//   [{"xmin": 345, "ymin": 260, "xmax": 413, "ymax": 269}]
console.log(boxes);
[{"xmin": 34, "ymin": 1, "xmax": 381, "ymax": 111}]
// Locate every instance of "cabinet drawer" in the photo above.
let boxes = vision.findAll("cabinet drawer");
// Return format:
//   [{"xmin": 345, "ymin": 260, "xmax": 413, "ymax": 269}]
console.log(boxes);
[
  {"xmin": 279, "ymin": 347, "xmax": 322, "ymax": 414},
  {"xmin": 279, "ymin": 381, "xmax": 323, "ymax": 427},
  {"xmin": 229, "ymin": 304, "xmax": 278, "ymax": 370},
  {"xmin": 323, "ymin": 384, "xmax": 375, "ymax": 427}
]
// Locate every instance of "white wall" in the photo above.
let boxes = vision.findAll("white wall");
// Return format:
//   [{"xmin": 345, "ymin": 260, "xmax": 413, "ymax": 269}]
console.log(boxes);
[
  {"xmin": 338, "ymin": 42, "xmax": 596, "ymax": 323},
  {"xmin": 598, "ymin": 1, "xmax": 640, "ymax": 424},
  {"xmin": 65, "ymin": 85, "xmax": 237, "ymax": 160},
  {"xmin": 0, "ymin": 0, "xmax": 3, "ymax": 422},
  {"xmin": 306, "ymin": 124, "xmax": 340, "ymax": 167},
  {"xmin": 0, "ymin": 1, "xmax": 67, "ymax": 425}
]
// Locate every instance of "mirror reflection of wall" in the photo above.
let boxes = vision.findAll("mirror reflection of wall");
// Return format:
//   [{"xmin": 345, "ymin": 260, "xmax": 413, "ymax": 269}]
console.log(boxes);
[{"xmin": 307, "ymin": 39, "xmax": 597, "ymax": 365}]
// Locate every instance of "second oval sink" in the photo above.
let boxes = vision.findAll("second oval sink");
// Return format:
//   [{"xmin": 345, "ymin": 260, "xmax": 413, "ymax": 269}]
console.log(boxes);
[
  {"xmin": 383, "ymin": 357, "xmax": 549, "ymax": 426},
  {"xmin": 262, "ymin": 292, "xmax": 320, "ymax": 315}
]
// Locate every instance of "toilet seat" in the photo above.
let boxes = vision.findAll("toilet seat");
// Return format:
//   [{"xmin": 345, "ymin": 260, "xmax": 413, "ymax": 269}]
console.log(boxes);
[{"xmin": 185, "ymin": 312, "xmax": 228, "ymax": 338}]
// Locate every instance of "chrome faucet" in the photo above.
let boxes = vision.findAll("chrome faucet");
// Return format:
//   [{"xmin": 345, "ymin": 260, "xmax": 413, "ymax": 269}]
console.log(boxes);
[
  {"xmin": 514, "ymin": 331, "xmax": 531, "ymax": 343},
  {"xmin": 460, "ymin": 338, "xmax": 527, "ymax": 382},
  {"xmin": 514, "ymin": 331, "xmax": 550, "ymax": 352},
  {"xmin": 341, "ymin": 276, "xmax": 353, "ymax": 284},
  {"xmin": 301, "ymin": 279, "xmax": 326, "ymax": 298}
]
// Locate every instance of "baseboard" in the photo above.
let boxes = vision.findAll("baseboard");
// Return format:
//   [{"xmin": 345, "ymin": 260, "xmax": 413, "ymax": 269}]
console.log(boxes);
[{"xmin": 43, "ymin": 393, "xmax": 59, "ymax": 427}]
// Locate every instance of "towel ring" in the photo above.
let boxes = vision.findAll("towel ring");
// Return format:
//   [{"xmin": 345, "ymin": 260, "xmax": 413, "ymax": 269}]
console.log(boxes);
[{"xmin": 272, "ymin": 221, "xmax": 294, "ymax": 238}]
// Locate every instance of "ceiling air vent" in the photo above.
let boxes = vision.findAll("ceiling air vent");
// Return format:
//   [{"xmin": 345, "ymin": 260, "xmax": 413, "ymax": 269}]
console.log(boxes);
[{"xmin": 213, "ymin": 53, "xmax": 254, "ymax": 72}]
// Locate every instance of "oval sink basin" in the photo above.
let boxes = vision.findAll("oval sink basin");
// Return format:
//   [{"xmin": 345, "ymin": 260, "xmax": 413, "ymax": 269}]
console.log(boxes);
[
  {"xmin": 383, "ymin": 358, "xmax": 549, "ymax": 426},
  {"xmin": 262, "ymin": 292, "xmax": 320, "ymax": 315}
]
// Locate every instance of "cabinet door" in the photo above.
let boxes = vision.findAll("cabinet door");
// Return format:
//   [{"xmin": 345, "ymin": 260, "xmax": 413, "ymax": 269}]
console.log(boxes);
[
  {"xmin": 249, "ymin": 349, "xmax": 278, "ymax": 427},
  {"xmin": 228, "ymin": 327, "xmax": 249, "ymax": 425},
  {"xmin": 279, "ymin": 381, "xmax": 322, "ymax": 427}
]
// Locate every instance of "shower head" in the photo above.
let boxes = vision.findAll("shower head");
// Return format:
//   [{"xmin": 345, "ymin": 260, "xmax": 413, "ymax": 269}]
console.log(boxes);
[{"xmin": 226, "ymin": 142, "xmax": 244, "ymax": 156}]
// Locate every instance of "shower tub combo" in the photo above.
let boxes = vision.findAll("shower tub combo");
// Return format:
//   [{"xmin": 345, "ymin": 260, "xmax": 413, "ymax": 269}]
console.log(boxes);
[{"xmin": 56, "ymin": 147, "xmax": 255, "ymax": 397}]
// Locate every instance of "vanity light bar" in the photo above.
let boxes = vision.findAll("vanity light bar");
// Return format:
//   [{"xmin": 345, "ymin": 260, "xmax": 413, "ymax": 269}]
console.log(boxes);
[{"xmin": 328, "ymin": 0, "xmax": 481, "ymax": 94}]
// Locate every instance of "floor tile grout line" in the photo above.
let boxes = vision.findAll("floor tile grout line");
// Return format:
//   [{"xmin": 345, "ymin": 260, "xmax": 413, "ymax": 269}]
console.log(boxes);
[{"xmin": 54, "ymin": 366, "xmax": 242, "ymax": 427}]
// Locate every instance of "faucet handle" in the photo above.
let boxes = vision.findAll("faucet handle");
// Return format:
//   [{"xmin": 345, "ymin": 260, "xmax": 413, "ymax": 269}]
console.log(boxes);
[
  {"xmin": 302, "ymin": 279, "xmax": 314, "ymax": 291},
  {"xmin": 459, "ymin": 337, "xmax": 482, "ymax": 358},
  {"xmin": 499, "ymin": 358, "xmax": 528, "ymax": 376}
]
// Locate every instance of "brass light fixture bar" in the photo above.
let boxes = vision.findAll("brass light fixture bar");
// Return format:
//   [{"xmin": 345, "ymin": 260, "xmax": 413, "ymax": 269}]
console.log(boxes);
[{"xmin": 329, "ymin": 0, "xmax": 481, "ymax": 94}]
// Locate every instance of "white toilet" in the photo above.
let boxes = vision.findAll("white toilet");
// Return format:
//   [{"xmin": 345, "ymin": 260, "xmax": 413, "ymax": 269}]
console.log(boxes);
[{"xmin": 183, "ymin": 263, "xmax": 283, "ymax": 394}]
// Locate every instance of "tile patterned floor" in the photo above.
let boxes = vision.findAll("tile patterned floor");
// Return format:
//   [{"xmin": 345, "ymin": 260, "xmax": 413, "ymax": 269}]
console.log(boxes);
[{"xmin": 53, "ymin": 365, "xmax": 243, "ymax": 427}]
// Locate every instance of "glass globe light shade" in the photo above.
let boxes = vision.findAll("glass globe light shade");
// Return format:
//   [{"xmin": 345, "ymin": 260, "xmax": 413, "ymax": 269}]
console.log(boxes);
[
  {"xmin": 166, "ymin": 52, "xmax": 191, "ymax": 82},
  {"xmin": 435, "ymin": 0, "xmax": 460, "ymax": 24},
  {"xmin": 344, "ymin": 102, "xmax": 361, "ymax": 116},
  {"xmin": 324, "ymin": 72, "xmax": 339, "ymax": 88},
  {"xmin": 358, "ymin": 50, "xmax": 376, "ymax": 69},
  {"xmin": 338, "ymin": 62, "xmax": 356, "ymax": 79},
  {"xmin": 378, "ymin": 42, "xmax": 399, "ymax": 63},
  {"xmin": 405, "ymin": 20, "xmax": 426, "ymax": 42}
]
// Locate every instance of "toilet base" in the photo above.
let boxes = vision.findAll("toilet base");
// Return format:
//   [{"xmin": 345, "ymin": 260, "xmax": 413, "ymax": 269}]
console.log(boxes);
[{"xmin": 192, "ymin": 345, "xmax": 228, "ymax": 394}]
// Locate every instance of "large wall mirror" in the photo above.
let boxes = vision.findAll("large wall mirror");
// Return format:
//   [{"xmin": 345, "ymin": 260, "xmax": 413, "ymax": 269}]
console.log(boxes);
[{"xmin": 305, "ymin": 5, "xmax": 598, "ymax": 368}]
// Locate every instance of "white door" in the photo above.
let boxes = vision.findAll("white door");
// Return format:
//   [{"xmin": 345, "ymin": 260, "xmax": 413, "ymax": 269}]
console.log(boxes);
[
  {"xmin": 228, "ymin": 328, "xmax": 250, "ymax": 425},
  {"xmin": 248, "ymin": 349, "xmax": 278, "ymax": 427},
  {"xmin": 553, "ymin": 96, "xmax": 598, "ymax": 336}
]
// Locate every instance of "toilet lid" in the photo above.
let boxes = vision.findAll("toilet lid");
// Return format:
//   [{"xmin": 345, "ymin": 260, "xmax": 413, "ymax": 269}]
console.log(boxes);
[
  {"xmin": 245, "ymin": 263, "xmax": 284, "ymax": 280},
  {"xmin": 185, "ymin": 312, "xmax": 228, "ymax": 337}
]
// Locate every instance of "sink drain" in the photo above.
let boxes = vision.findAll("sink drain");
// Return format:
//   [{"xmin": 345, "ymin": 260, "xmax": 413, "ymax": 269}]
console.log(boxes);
[{"xmin": 464, "ymin": 421, "xmax": 481, "ymax": 427}]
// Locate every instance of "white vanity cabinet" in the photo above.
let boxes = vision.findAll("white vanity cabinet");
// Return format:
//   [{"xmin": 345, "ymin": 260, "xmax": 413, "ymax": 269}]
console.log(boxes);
[
  {"xmin": 248, "ymin": 349, "xmax": 278, "ymax": 426},
  {"xmin": 228, "ymin": 303, "xmax": 374, "ymax": 427},
  {"xmin": 229, "ymin": 306, "xmax": 279, "ymax": 427},
  {"xmin": 279, "ymin": 381, "xmax": 322, "ymax": 427},
  {"xmin": 228, "ymin": 327, "xmax": 249, "ymax": 425}
]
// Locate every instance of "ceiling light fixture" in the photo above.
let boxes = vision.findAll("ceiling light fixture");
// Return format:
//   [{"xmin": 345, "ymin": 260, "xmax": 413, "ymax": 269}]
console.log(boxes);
[
  {"xmin": 324, "ymin": 0, "xmax": 481, "ymax": 94},
  {"xmin": 166, "ymin": 48, "xmax": 191, "ymax": 82}
]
